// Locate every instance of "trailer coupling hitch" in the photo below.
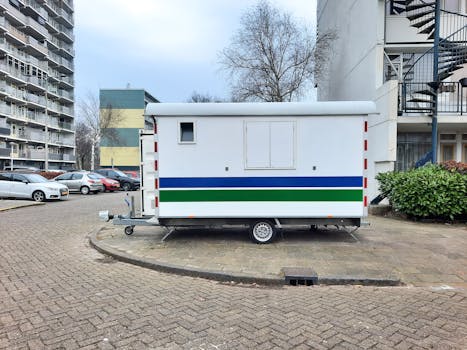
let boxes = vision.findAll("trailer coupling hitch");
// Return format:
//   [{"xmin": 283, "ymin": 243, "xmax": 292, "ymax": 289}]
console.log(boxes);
[{"xmin": 98, "ymin": 210, "xmax": 114, "ymax": 222}]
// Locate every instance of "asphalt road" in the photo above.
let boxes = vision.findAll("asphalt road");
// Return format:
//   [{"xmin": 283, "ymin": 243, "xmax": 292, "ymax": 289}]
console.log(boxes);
[{"xmin": 0, "ymin": 192, "xmax": 466, "ymax": 349}]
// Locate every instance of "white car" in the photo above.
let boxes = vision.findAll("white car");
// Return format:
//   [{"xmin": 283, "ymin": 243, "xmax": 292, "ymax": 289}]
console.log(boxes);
[{"xmin": 0, "ymin": 172, "xmax": 69, "ymax": 202}]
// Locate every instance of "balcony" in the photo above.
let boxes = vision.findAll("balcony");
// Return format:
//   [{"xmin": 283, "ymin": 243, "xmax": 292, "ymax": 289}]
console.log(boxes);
[
  {"xmin": 59, "ymin": 121, "xmax": 73, "ymax": 130},
  {"xmin": 56, "ymin": 7, "xmax": 74, "ymax": 27},
  {"xmin": 0, "ymin": 62, "xmax": 28, "ymax": 85},
  {"xmin": 24, "ymin": 35, "xmax": 48, "ymax": 57},
  {"xmin": 0, "ymin": 119, "xmax": 10, "ymax": 135},
  {"xmin": 398, "ymin": 81, "xmax": 467, "ymax": 115},
  {"xmin": 58, "ymin": 88, "xmax": 73, "ymax": 101},
  {"xmin": 4, "ymin": 22, "xmax": 27, "ymax": 46},
  {"xmin": 2, "ymin": 0, "xmax": 27, "ymax": 26},
  {"xmin": 29, "ymin": 149, "xmax": 45, "ymax": 159},
  {"xmin": 0, "ymin": 148, "xmax": 10, "ymax": 157},
  {"xmin": 24, "ymin": 0, "xmax": 48, "ymax": 20},
  {"xmin": 48, "ymin": 153, "xmax": 62, "ymax": 160},
  {"xmin": 23, "ymin": 16, "xmax": 48, "ymax": 39},
  {"xmin": 63, "ymin": 153, "xmax": 75, "ymax": 162},
  {"xmin": 29, "ymin": 129, "xmax": 45, "ymax": 142}
]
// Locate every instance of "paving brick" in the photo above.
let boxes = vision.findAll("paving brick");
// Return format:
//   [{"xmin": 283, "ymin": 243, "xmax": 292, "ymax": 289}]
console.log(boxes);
[{"xmin": 0, "ymin": 193, "xmax": 466, "ymax": 349}]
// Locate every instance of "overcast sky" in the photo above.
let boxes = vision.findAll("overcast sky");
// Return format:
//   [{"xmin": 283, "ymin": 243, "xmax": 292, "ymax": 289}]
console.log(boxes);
[{"xmin": 74, "ymin": 0, "xmax": 316, "ymax": 103}]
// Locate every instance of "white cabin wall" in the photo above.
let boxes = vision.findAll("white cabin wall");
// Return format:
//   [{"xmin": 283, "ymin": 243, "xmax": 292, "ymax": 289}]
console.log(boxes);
[{"xmin": 157, "ymin": 116, "xmax": 364, "ymax": 179}]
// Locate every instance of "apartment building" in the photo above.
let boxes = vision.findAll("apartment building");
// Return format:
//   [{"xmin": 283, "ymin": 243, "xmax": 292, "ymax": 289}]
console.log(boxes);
[
  {"xmin": 0, "ymin": 0, "xmax": 75, "ymax": 170},
  {"xmin": 317, "ymin": 0, "xmax": 467, "ymax": 200},
  {"xmin": 99, "ymin": 88, "xmax": 159, "ymax": 171}
]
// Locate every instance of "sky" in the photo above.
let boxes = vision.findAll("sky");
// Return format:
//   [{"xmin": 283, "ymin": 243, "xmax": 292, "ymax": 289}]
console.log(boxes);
[{"xmin": 74, "ymin": 0, "xmax": 317, "ymax": 103}]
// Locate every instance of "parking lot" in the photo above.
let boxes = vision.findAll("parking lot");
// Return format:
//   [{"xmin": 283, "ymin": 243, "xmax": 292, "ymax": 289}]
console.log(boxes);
[{"xmin": 0, "ymin": 192, "xmax": 466, "ymax": 349}]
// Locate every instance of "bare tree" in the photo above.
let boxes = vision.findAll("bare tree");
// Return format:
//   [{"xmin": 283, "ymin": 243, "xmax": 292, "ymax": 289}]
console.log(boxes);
[
  {"xmin": 219, "ymin": 0, "xmax": 336, "ymax": 102},
  {"xmin": 74, "ymin": 121, "xmax": 93, "ymax": 170},
  {"xmin": 187, "ymin": 91, "xmax": 225, "ymax": 103},
  {"xmin": 76, "ymin": 92, "xmax": 122, "ymax": 170}
]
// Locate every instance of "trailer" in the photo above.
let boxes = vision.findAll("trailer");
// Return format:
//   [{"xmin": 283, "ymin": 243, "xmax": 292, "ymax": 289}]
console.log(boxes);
[{"xmin": 100, "ymin": 101, "xmax": 376, "ymax": 244}]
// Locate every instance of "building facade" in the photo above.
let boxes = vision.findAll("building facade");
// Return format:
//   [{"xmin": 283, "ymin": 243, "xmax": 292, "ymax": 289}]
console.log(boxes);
[
  {"xmin": 317, "ymin": 0, "xmax": 467, "ymax": 200},
  {"xmin": 0, "ymin": 0, "xmax": 75, "ymax": 170},
  {"xmin": 99, "ymin": 88, "xmax": 159, "ymax": 171}
]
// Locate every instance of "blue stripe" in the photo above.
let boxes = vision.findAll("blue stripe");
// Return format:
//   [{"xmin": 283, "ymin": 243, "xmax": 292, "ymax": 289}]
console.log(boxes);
[{"xmin": 160, "ymin": 177, "xmax": 363, "ymax": 188}]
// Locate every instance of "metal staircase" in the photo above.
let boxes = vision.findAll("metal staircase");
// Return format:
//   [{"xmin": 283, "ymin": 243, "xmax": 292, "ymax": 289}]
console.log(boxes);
[{"xmin": 389, "ymin": 0, "xmax": 467, "ymax": 114}]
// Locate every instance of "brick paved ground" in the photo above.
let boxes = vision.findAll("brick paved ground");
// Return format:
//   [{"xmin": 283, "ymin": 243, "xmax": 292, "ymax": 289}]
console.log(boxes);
[{"xmin": 0, "ymin": 192, "xmax": 466, "ymax": 349}]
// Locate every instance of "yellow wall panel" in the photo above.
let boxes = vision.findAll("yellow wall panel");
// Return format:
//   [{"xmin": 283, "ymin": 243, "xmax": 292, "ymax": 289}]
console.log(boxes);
[
  {"xmin": 100, "ymin": 147, "xmax": 140, "ymax": 167},
  {"xmin": 100, "ymin": 109, "xmax": 145, "ymax": 128}
]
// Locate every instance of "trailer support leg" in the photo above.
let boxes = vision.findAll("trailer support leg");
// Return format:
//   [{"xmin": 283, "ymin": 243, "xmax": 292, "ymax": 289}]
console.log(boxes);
[{"xmin": 160, "ymin": 227, "xmax": 175, "ymax": 243}]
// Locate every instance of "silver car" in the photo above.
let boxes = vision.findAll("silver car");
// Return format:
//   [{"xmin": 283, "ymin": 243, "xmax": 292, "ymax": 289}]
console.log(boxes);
[{"xmin": 53, "ymin": 171, "xmax": 104, "ymax": 195}]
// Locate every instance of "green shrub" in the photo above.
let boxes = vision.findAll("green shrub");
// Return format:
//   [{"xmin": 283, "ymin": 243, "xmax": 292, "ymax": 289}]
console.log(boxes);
[{"xmin": 376, "ymin": 165, "xmax": 467, "ymax": 220}]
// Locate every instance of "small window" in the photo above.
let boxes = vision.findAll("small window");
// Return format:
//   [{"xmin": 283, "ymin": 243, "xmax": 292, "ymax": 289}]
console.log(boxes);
[
  {"xmin": 72, "ymin": 173, "xmax": 83, "ymax": 180},
  {"xmin": 179, "ymin": 122, "xmax": 195, "ymax": 143},
  {"xmin": 0, "ymin": 174, "xmax": 11, "ymax": 181},
  {"xmin": 56, "ymin": 173, "xmax": 72, "ymax": 180}
]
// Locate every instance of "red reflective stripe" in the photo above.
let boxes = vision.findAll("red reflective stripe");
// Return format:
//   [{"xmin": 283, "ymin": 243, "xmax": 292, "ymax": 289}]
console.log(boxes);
[
  {"xmin": 155, "ymin": 178, "xmax": 158, "ymax": 189},
  {"xmin": 364, "ymin": 121, "xmax": 368, "ymax": 132},
  {"xmin": 155, "ymin": 196, "xmax": 159, "ymax": 207},
  {"xmin": 154, "ymin": 142, "xmax": 158, "ymax": 152},
  {"xmin": 154, "ymin": 160, "xmax": 158, "ymax": 171},
  {"xmin": 364, "ymin": 177, "xmax": 368, "ymax": 188},
  {"xmin": 364, "ymin": 140, "xmax": 368, "ymax": 151},
  {"xmin": 364, "ymin": 158, "xmax": 368, "ymax": 170},
  {"xmin": 154, "ymin": 123, "xmax": 157, "ymax": 134},
  {"xmin": 364, "ymin": 196, "xmax": 368, "ymax": 207}
]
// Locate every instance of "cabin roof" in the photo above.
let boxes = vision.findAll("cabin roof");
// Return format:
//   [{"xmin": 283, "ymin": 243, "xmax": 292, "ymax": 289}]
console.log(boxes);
[{"xmin": 144, "ymin": 101, "xmax": 376, "ymax": 117}]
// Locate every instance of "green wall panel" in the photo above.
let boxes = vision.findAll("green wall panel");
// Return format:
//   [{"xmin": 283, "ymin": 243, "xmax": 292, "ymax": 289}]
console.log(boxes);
[
  {"xmin": 100, "ymin": 128, "xmax": 140, "ymax": 147},
  {"xmin": 100, "ymin": 90, "xmax": 145, "ymax": 109}
]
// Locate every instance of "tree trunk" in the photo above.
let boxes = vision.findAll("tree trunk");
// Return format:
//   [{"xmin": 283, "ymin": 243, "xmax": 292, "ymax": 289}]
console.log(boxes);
[{"xmin": 91, "ymin": 142, "xmax": 95, "ymax": 171}]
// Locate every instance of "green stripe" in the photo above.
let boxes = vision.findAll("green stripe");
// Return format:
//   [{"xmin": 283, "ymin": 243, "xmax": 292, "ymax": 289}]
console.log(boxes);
[{"xmin": 160, "ymin": 189, "xmax": 363, "ymax": 202}]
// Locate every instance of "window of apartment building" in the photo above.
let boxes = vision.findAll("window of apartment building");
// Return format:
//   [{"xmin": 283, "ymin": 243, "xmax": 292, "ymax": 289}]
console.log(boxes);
[
  {"xmin": 440, "ymin": 134, "xmax": 457, "ymax": 162},
  {"xmin": 462, "ymin": 134, "xmax": 467, "ymax": 162},
  {"xmin": 396, "ymin": 133, "xmax": 432, "ymax": 171}
]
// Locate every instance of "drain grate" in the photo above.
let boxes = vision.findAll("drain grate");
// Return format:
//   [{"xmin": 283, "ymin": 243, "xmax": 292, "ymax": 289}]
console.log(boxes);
[{"xmin": 282, "ymin": 267, "xmax": 318, "ymax": 286}]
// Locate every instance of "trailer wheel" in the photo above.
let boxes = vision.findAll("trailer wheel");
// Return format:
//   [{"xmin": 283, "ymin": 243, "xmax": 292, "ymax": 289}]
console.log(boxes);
[
  {"xmin": 250, "ymin": 221, "xmax": 276, "ymax": 244},
  {"xmin": 124, "ymin": 226, "xmax": 134, "ymax": 235}
]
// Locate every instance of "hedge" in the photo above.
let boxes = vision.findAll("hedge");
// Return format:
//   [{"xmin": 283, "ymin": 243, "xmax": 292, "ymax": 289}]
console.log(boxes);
[{"xmin": 376, "ymin": 164, "xmax": 467, "ymax": 220}]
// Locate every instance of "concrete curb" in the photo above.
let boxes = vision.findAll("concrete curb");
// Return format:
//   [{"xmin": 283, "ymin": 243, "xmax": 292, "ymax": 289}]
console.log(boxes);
[
  {"xmin": 0, "ymin": 201, "xmax": 45, "ymax": 212},
  {"xmin": 89, "ymin": 226, "xmax": 402, "ymax": 287}
]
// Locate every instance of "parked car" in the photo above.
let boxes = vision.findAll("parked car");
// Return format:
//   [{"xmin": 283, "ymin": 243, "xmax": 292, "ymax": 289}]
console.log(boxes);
[
  {"xmin": 0, "ymin": 172, "xmax": 69, "ymax": 202},
  {"xmin": 123, "ymin": 170, "xmax": 140, "ymax": 180},
  {"xmin": 95, "ymin": 169, "xmax": 140, "ymax": 191},
  {"xmin": 53, "ymin": 171, "xmax": 104, "ymax": 194},
  {"xmin": 91, "ymin": 173, "xmax": 120, "ymax": 192}
]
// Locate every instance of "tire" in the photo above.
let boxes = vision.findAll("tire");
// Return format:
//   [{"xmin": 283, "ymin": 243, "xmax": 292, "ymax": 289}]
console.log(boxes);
[
  {"xmin": 32, "ymin": 190, "xmax": 46, "ymax": 202},
  {"xmin": 122, "ymin": 182, "xmax": 131, "ymax": 192},
  {"xmin": 249, "ymin": 220, "xmax": 276, "ymax": 244},
  {"xmin": 80, "ymin": 186, "xmax": 90, "ymax": 195},
  {"xmin": 124, "ymin": 226, "xmax": 134, "ymax": 235}
]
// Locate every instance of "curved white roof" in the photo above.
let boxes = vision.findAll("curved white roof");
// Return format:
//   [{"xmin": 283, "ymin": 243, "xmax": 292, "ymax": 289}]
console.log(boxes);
[{"xmin": 145, "ymin": 101, "xmax": 376, "ymax": 117}]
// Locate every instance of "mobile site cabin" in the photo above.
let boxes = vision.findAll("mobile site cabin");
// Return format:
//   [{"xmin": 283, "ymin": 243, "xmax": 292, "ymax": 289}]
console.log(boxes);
[{"xmin": 104, "ymin": 101, "xmax": 376, "ymax": 243}]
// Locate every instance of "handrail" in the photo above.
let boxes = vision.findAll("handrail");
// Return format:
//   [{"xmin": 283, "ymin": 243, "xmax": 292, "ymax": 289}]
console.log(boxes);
[{"xmin": 403, "ymin": 23, "xmax": 467, "ymax": 80}]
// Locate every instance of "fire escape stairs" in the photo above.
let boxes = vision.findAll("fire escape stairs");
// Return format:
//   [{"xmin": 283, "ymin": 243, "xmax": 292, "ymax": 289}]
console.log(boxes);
[{"xmin": 393, "ymin": 0, "xmax": 467, "ymax": 113}]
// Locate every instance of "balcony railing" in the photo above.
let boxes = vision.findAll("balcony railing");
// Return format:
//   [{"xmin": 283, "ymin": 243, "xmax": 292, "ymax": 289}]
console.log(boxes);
[
  {"xmin": 0, "ymin": 148, "xmax": 10, "ymax": 157},
  {"xmin": 399, "ymin": 81, "xmax": 467, "ymax": 115}
]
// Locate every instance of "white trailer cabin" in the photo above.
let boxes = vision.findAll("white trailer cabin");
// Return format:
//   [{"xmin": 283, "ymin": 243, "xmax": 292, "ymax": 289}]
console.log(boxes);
[
  {"xmin": 140, "ymin": 102, "xmax": 375, "ymax": 242},
  {"xmin": 115, "ymin": 102, "xmax": 376, "ymax": 243}
]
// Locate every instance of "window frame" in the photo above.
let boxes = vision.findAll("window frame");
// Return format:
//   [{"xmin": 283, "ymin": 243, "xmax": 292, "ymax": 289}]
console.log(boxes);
[{"xmin": 178, "ymin": 120, "xmax": 196, "ymax": 144}]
